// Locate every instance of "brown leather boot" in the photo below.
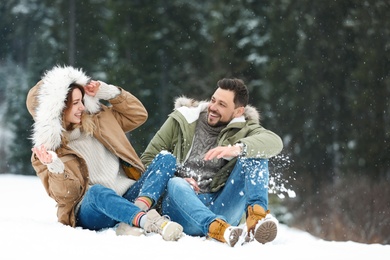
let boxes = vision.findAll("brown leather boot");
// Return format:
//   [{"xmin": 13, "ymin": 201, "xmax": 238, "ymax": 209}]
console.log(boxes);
[
  {"xmin": 208, "ymin": 219, "xmax": 244, "ymax": 247},
  {"xmin": 246, "ymin": 205, "xmax": 278, "ymax": 244}
]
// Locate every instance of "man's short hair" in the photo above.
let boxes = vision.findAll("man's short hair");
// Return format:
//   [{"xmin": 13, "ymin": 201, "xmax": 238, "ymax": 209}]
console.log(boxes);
[{"xmin": 216, "ymin": 78, "xmax": 249, "ymax": 107}]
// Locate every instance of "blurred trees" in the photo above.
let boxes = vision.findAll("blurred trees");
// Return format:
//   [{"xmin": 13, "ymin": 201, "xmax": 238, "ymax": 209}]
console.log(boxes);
[{"xmin": 0, "ymin": 0, "xmax": 389, "ymax": 243}]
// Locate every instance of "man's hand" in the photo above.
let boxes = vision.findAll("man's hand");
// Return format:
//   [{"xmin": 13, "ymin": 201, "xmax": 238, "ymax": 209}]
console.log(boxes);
[
  {"xmin": 203, "ymin": 145, "xmax": 241, "ymax": 161},
  {"xmin": 184, "ymin": 178, "xmax": 200, "ymax": 193}
]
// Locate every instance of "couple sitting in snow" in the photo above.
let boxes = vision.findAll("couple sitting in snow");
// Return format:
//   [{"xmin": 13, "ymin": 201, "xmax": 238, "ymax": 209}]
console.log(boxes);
[{"xmin": 26, "ymin": 65, "xmax": 283, "ymax": 247}]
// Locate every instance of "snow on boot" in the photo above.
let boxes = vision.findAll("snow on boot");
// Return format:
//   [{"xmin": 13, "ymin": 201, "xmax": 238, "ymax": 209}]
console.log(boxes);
[
  {"xmin": 208, "ymin": 218, "xmax": 244, "ymax": 247},
  {"xmin": 246, "ymin": 204, "xmax": 278, "ymax": 244}
]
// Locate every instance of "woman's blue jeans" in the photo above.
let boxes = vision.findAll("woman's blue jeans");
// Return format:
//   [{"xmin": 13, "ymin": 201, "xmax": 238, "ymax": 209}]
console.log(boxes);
[
  {"xmin": 161, "ymin": 158, "xmax": 269, "ymax": 236},
  {"xmin": 76, "ymin": 152, "xmax": 176, "ymax": 230}
]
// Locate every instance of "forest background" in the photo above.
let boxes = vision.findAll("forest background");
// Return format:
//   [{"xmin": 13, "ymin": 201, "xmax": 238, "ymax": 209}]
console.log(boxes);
[{"xmin": 0, "ymin": 0, "xmax": 389, "ymax": 245}]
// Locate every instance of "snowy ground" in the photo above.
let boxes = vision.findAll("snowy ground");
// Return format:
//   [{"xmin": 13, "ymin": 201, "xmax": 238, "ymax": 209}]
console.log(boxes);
[{"xmin": 1, "ymin": 174, "xmax": 388, "ymax": 260}]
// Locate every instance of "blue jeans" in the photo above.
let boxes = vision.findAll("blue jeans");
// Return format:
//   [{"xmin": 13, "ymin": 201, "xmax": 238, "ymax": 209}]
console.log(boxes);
[
  {"xmin": 161, "ymin": 158, "xmax": 269, "ymax": 236},
  {"xmin": 76, "ymin": 152, "xmax": 176, "ymax": 230}
]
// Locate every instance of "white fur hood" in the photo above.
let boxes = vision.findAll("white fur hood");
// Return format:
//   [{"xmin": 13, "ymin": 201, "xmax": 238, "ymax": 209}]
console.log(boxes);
[
  {"xmin": 173, "ymin": 96, "xmax": 261, "ymax": 123},
  {"xmin": 26, "ymin": 65, "xmax": 101, "ymax": 150}
]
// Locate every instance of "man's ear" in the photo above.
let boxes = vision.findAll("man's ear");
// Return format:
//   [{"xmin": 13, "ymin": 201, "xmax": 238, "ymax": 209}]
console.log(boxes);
[{"xmin": 234, "ymin": 106, "xmax": 245, "ymax": 118}]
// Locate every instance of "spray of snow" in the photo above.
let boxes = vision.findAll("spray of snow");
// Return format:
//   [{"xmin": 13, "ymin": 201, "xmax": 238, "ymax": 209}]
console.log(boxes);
[{"xmin": 269, "ymin": 153, "xmax": 296, "ymax": 199}]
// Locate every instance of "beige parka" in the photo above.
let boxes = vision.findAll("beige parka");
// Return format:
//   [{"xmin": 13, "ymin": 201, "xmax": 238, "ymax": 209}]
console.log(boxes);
[{"xmin": 26, "ymin": 66, "xmax": 147, "ymax": 227}]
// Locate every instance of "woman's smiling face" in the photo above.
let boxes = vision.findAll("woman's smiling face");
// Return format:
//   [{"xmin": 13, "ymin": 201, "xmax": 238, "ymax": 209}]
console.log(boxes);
[{"xmin": 64, "ymin": 88, "xmax": 85, "ymax": 128}]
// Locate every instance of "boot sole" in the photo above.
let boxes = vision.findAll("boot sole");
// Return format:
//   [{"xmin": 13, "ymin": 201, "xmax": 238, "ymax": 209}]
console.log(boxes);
[
  {"xmin": 254, "ymin": 219, "xmax": 278, "ymax": 244},
  {"xmin": 226, "ymin": 227, "xmax": 244, "ymax": 247},
  {"xmin": 161, "ymin": 222, "xmax": 184, "ymax": 241}
]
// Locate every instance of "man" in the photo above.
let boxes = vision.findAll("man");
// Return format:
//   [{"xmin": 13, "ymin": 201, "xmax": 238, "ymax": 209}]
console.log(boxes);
[{"xmin": 141, "ymin": 78, "xmax": 283, "ymax": 247}]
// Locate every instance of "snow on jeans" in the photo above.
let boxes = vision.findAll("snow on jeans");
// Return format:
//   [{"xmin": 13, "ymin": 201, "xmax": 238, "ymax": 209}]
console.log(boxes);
[
  {"xmin": 161, "ymin": 158, "xmax": 269, "ymax": 236},
  {"xmin": 76, "ymin": 152, "xmax": 176, "ymax": 230}
]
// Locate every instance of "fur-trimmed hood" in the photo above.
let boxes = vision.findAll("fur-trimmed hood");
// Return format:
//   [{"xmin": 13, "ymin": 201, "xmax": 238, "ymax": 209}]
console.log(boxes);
[
  {"xmin": 173, "ymin": 96, "xmax": 261, "ymax": 123},
  {"xmin": 26, "ymin": 65, "xmax": 101, "ymax": 151}
]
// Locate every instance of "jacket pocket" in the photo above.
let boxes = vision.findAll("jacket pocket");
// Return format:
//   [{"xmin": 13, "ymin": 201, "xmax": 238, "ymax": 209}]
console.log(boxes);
[{"xmin": 48, "ymin": 172, "xmax": 83, "ymax": 205}]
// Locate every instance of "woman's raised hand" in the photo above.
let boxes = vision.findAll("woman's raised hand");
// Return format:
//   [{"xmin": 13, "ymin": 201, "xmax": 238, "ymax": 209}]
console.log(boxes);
[
  {"xmin": 31, "ymin": 145, "xmax": 53, "ymax": 165},
  {"xmin": 84, "ymin": 80, "xmax": 100, "ymax": 97}
]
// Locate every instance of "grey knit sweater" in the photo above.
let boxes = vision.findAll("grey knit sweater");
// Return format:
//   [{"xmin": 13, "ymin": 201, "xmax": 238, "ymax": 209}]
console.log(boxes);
[{"xmin": 176, "ymin": 111, "xmax": 227, "ymax": 193}]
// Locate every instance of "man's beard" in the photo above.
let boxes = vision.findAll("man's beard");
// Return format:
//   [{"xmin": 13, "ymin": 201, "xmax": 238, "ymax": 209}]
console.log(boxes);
[{"xmin": 207, "ymin": 111, "xmax": 230, "ymax": 127}]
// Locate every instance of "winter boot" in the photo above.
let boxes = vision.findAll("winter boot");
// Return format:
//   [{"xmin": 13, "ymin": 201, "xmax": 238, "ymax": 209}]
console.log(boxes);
[
  {"xmin": 143, "ymin": 209, "xmax": 183, "ymax": 241},
  {"xmin": 115, "ymin": 222, "xmax": 144, "ymax": 236},
  {"xmin": 208, "ymin": 218, "xmax": 244, "ymax": 247},
  {"xmin": 246, "ymin": 204, "xmax": 278, "ymax": 244}
]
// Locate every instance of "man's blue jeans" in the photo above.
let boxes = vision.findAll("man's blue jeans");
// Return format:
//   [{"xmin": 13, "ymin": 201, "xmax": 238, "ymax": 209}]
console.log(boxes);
[
  {"xmin": 76, "ymin": 152, "xmax": 176, "ymax": 230},
  {"xmin": 161, "ymin": 158, "xmax": 269, "ymax": 236}
]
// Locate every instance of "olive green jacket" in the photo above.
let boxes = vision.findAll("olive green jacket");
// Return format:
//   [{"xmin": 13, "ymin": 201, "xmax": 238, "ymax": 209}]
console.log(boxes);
[{"xmin": 141, "ymin": 97, "xmax": 283, "ymax": 192}]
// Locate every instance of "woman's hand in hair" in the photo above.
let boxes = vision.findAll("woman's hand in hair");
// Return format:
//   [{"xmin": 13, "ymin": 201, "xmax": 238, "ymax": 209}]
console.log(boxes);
[{"xmin": 84, "ymin": 80, "xmax": 100, "ymax": 97}]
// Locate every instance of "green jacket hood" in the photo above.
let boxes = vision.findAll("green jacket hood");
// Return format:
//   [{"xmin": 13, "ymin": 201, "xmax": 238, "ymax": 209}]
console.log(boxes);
[{"xmin": 173, "ymin": 96, "xmax": 261, "ymax": 124}]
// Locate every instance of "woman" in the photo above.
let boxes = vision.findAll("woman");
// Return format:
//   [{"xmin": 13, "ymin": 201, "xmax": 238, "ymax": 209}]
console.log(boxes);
[{"xmin": 26, "ymin": 65, "xmax": 182, "ymax": 241}]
